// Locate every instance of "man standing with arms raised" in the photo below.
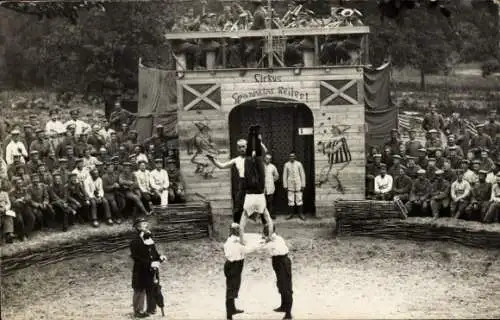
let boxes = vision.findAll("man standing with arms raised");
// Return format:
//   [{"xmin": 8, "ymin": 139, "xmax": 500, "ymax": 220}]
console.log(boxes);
[{"xmin": 208, "ymin": 134, "xmax": 267, "ymax": 223}]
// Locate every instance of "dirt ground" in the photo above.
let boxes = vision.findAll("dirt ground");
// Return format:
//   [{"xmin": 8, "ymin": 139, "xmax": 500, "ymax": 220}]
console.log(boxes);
[{"xmin": 2, "ymin": 224, "xmax": 500, "ymax": 320}]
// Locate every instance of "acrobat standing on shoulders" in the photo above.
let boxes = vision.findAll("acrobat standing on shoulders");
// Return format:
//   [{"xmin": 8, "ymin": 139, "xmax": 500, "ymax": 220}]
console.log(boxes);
[{"xmin": 238, "ymin": 125, "xmax": 273, "ymax": 244}]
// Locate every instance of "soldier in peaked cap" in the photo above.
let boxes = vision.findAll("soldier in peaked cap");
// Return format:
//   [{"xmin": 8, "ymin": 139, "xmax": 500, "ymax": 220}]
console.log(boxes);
[
  {"xmin": 429, "ymin": 169, "xmax": 450, "ymax": 219},
  {"xmin": 406, "ymin": 169, "xmax": 432, "ymax": 217},
  {"xmin": 470, "ymin": 123, "xmax": 493, "ymax": 153},
  {"xmin": 405, "ymin": 128, "xmax": 423, "ymax": 158}
]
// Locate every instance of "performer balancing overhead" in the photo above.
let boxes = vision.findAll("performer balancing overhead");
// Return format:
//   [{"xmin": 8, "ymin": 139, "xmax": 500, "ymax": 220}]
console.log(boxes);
[
  {"xmin": 207, "ymin": 125, "xmax": 268, "ymax": 224},
  {"xmin": 237, "ymin": 125, "xmax": 273, "ymax": 244}
]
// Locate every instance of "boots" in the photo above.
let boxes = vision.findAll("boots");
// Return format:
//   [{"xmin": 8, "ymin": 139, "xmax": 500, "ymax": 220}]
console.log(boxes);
[
  {"xmin": 297, "ymin": 206, "xmax": 305, "ymax": 221},
  {"xmin": 273, "ymin": 294, "xmax": 285, "ymax": 312},
  {"xmin": 226, "ymin": 299, "xmax": 243, "ymax": 319},
  {"xmin": 286, "ymin": 206, "xmax": 295, "ymax": 220}
]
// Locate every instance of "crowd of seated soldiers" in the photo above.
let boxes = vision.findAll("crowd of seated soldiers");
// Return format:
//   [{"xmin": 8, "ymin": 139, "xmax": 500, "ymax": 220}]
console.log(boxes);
[
  {"xmin": 169, "ymin": 1, "xmax": 363, "ymax": 69},
  {"xmin": 0, "ymin": 102, "xmax": 186, "ymax": 244},
  {"xmin": 366, "ymin": 105, "xmax": 500, "ymax": 224}
]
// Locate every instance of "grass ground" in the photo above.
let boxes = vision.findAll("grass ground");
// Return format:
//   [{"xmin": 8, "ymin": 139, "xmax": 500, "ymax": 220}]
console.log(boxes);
[{"xmin": 2, "ymin": 221, "xmax": 500, "ymax": 320}]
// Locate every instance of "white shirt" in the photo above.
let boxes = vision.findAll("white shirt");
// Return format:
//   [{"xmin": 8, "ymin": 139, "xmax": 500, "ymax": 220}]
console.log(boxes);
[
  {"xmin": 98, "ymin": 128, "xmax": 111, "ymax": 143},
  {"xmin": 65, "ymin": 119, "xmax": 91, "ymax": 136},
  {"xmin": 223, "ymin": 235, "xmax": 261, "ymax": 262},
  {"xmin": 150, "ymin": 169, "xmax": 169, "ymax": 191},
  {"xmin": 283, "ymin": 161, "xmax": 306, "ymax": 191},
  {"xmin": 374, "ymin": 174, "xmax": 393, "ymax": 193},
  {"xmin": 72, "ymin": 167, "xmax": 90, "ymax": 186},
  {"xmin": 486, "ymin": 172, "xmax": 496, "ymax": 185},
  {"xmin": 135, "ymin": 170, "xmax": 151, "ymax": 193},
  {"xmin": 222, "ymin": 156, "xmax": 245, "ymax": 178},
  {"xmin": 261, "ymin": 234, "xmax": 289, "ymax": 256},
  {"xmin": 82, "ymin": 156, "xmax": 99, "ymax": 170},
  {"xmin": 463, "ymin": 170, "xmax": 479, "ymax": 186},
  {"xmin": 84, "ymin": 177, "xmax": 104, "ymax": 199},
  {"xmin": 5, "ymin": 140, "xmax": 28, "ymax": 165},
  {"xmin": 45, "ymin": 120, "xmax": 66, "ymax": 136},
  {"xmin": 264, "ymin": 163, "xmax": 279, "ymax": 195},
  {"xmin": 450, "ymin": 180, "xmax": 471, "ymax": 201},
  {"xmin": 492, "ymin": 184, "xmax": 500, "ymax": 202}
]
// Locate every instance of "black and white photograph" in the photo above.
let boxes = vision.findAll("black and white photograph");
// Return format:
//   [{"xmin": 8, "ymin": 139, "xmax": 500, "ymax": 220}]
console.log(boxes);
[{"xmin": 0, "ymin": 0, "xmax": 499, "ymax": 319}]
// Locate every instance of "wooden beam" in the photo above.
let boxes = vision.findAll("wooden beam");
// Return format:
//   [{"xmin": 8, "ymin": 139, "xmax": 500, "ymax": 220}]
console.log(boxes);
[{"xmin": 164, "ymin": 26, "xmax": 370, "ymax": 40}]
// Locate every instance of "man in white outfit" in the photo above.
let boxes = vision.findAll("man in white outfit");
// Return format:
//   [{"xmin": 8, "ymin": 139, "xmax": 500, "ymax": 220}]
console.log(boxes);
[
  {"xmin": 5, "ymin": 129, "xmax": 28, "ymax": 165},
  {"xmin": 149, "ymin": 158, "xmax": 170, "ymax": 208},
  {"xmin": 282, "ymin": 151, "xmax": 306, "ymax": 220}
]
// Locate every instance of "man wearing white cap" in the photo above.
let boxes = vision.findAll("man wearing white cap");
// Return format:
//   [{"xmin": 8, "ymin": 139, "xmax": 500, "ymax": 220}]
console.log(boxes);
[
  {"xmin": 223, "ymin": 223, "xmax": 261, "ymax": 320},
  {"xmin": 64, "ymin": 109, "xmax": 90, "ymax": 137},
  {"xmin": 5, "ymin": 129, "xmax": 28, "ymax": 165},
  {"xmin": 483, "ymin": 172, "xmax": 500, "ymax": 223}
]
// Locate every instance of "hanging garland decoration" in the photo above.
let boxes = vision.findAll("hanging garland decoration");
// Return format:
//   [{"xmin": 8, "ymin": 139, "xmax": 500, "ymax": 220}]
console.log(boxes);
[{"xmin": 0, "ymin": 1, "xmax": 107, "ymax": 24}]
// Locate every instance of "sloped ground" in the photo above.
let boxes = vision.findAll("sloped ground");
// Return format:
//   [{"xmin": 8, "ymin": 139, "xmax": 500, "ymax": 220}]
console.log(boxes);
[{"xmin": 2, "ymin": 222, "xmax": 500, "ymax": 320}]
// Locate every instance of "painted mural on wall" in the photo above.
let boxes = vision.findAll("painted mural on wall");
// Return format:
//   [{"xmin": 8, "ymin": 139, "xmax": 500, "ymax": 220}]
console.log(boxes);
[
  {"xmin": 186, "ymin": 121, "xmax": 221, "ymax": 179},
  {"xmin": 316, "ymin": 118, "xmax": 352, "ymax": 193}
]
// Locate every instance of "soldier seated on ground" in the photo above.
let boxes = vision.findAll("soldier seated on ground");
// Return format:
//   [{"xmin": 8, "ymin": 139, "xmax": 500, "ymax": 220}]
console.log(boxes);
[{"xmin": 0, "ymin": 179, "xmax": 16, "ymax": 243}]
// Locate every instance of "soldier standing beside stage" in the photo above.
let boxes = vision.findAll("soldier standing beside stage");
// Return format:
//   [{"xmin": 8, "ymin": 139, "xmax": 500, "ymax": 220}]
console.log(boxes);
[{"xmin": 261, "ymin": 225, "xmax": 293, "ymax": 320}]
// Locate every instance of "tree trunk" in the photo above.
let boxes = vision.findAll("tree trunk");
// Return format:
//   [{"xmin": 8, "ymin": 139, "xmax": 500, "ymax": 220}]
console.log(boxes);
[{"xmin": 420, "ymin": 69, "xmax": 426, "ymax": 91}]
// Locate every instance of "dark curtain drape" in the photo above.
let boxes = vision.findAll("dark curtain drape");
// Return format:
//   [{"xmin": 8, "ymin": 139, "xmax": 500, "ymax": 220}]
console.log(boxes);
[{"xmin": 364, "ymin": 62, "xmax": 397, "ymax": 149}]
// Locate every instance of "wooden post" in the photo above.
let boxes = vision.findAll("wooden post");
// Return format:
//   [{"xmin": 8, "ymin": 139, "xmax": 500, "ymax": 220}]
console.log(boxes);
[
  {"xmin": 176, "ymin": 53, "xmax": 187, "ymax": 71},
  {"xmin": 206, "ymin": 51, "xmax": 216, "ymax": 69},
  {"xmin": 303, "ymin": 49, "xmax": 315, "ymax": 67},
  {"xmin": 314, "ymin": 35, "xmax": 319, "ymax": 66}
]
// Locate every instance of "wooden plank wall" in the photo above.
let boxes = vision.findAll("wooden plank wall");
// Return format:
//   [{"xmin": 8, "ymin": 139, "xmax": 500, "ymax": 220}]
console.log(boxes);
[{"xmin": 177, "ymin": 68, "xmax": 366, "ymax": 216}]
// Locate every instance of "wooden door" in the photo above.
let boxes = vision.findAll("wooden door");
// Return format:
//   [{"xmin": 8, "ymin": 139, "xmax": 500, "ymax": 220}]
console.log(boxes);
[{"xmin": 229, "ymin": 101, "xmax": 315, "ymax": 215}]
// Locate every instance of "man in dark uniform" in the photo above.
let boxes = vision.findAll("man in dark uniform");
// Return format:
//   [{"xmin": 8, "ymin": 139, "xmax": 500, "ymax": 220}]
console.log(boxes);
[
  {"xmin": 26, "ymin": 150, "xmax": 42, "ymax": 174},
  {"xmin": 442, "ymin": 158, "xmax": 457, "ymax": 183},
  {"xmin": 67, "ymin": 172, "xmax": 90, "ymax": 223},
  {"xmin": 365, "ymin": 153, "xmax": 383, "ymax": 197},
  {"xmin": 110, "ymin": 101, "xmax": 137, "ymax": 132},
  {"xmin": 470, "ymin": 124, "xmax": 493, "ymax": 155},
  {"xmin": 49, "ymin": 171, "xmax": 77, "ymax": 231},
  {"xmin": 404, "ymin": 129, "xmax": 423, "ymax": 158},
  {"xmin": 102, "ymin": 162, "xmax": 124, "ymax": 223},
  {"xmin": 388, "ymin": 154, "xmax": 404, "ymax": 177},
  {"xmin": 429, "ymin": 170, "xmax": 451, "ymax": 218},
  {"xmin": 446, "ymin": 145, "xmax": 463, "ymax": 170},
  {"xmin": 245, "ymin": 0, "xmax": 267, "ymax": 67},
  {"xmin": 406, "ymin": 169, "xmax": 432, "ymax": 216},
  {"xmin": 130, "ymin": 217, "xmax": 166, "ymax": 318},
  {"xmin": 384, "ymin": 129, "xmax": 401, "ymax": 156},
  {"xmin": 30, "ymin": 130, "xmax": 53, "ymax": 160},
  {"xmin": 10, "ymin": 177, "xmax": 35, "ymax": 240},
  {"xmin": 484, "ymin": 109, "xmax": 499, "ymax": 141},
  {"xmin": 465, "ymin": 170, "xmax": 492, "ymax": 221},
  {"xmin": 143, "ymin": 124, "xmax": 169, "ymax": 163},
  {"xmin": 404, "ymin": 156, "xmax": 421, "ymax": 180},
  {"xmin": 119, "ymin": 162, "xmax": 150, "ymax": 218},
  {"xmin": 422, "ymin": 103, "xmax": 444, "ymax": 132},
  {"xmin": 444, "ymin": 135, "xmax": 464, "ymax": 159},
  {"xmin": 28, "ymin": 174, "xmax": 55, "ymax": 229},
  {"xmin": 392, "ymin": 167, "xmax": 412, "ymax": 204},
  {"xmin": 261, "ymin": 225, "xmax": 293, "ymax": 320}
]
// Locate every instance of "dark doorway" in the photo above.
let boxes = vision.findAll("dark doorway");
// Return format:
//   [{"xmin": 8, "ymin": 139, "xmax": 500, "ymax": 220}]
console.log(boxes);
[{"xmin": 228, "ymin": 99, "xmax": 315, "ymax": 215}]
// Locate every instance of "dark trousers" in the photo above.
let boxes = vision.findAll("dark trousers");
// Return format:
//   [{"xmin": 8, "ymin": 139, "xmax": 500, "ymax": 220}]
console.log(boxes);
[
  {"xmin": 272, "ymin": 255, "xmax": 293, "ymax": 315},
  {"xmin": 89, "ymin": 198, "xmax": 111, "ymax": 221},
  {"xmin": 140, "ymin": 191, "xmax": 161, "ymax": 211},
  {"xmin": 52, "ymin": 202, "xmax": 73, "ymax": 230},
  {"xmin": 266, "ymin": 194, "xmax": 275, "ymax": 219},
  {"xmin": 233, "ymin": 179, "xmax": 245, "ymax": 223},
  {"xmin": 104, "ymin": 193, "xmax": 123, "ymax": 219},
  {"xmin": 121, "ymin": 190, "xmax": 149, "ymax": 217},
  {"xmin": 12, "ymin": 203, "xmax": 36, "ymax": 237},
  {"xmin": 224, "ymin": 259, "xmax": 244, "ymax": 318}
]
